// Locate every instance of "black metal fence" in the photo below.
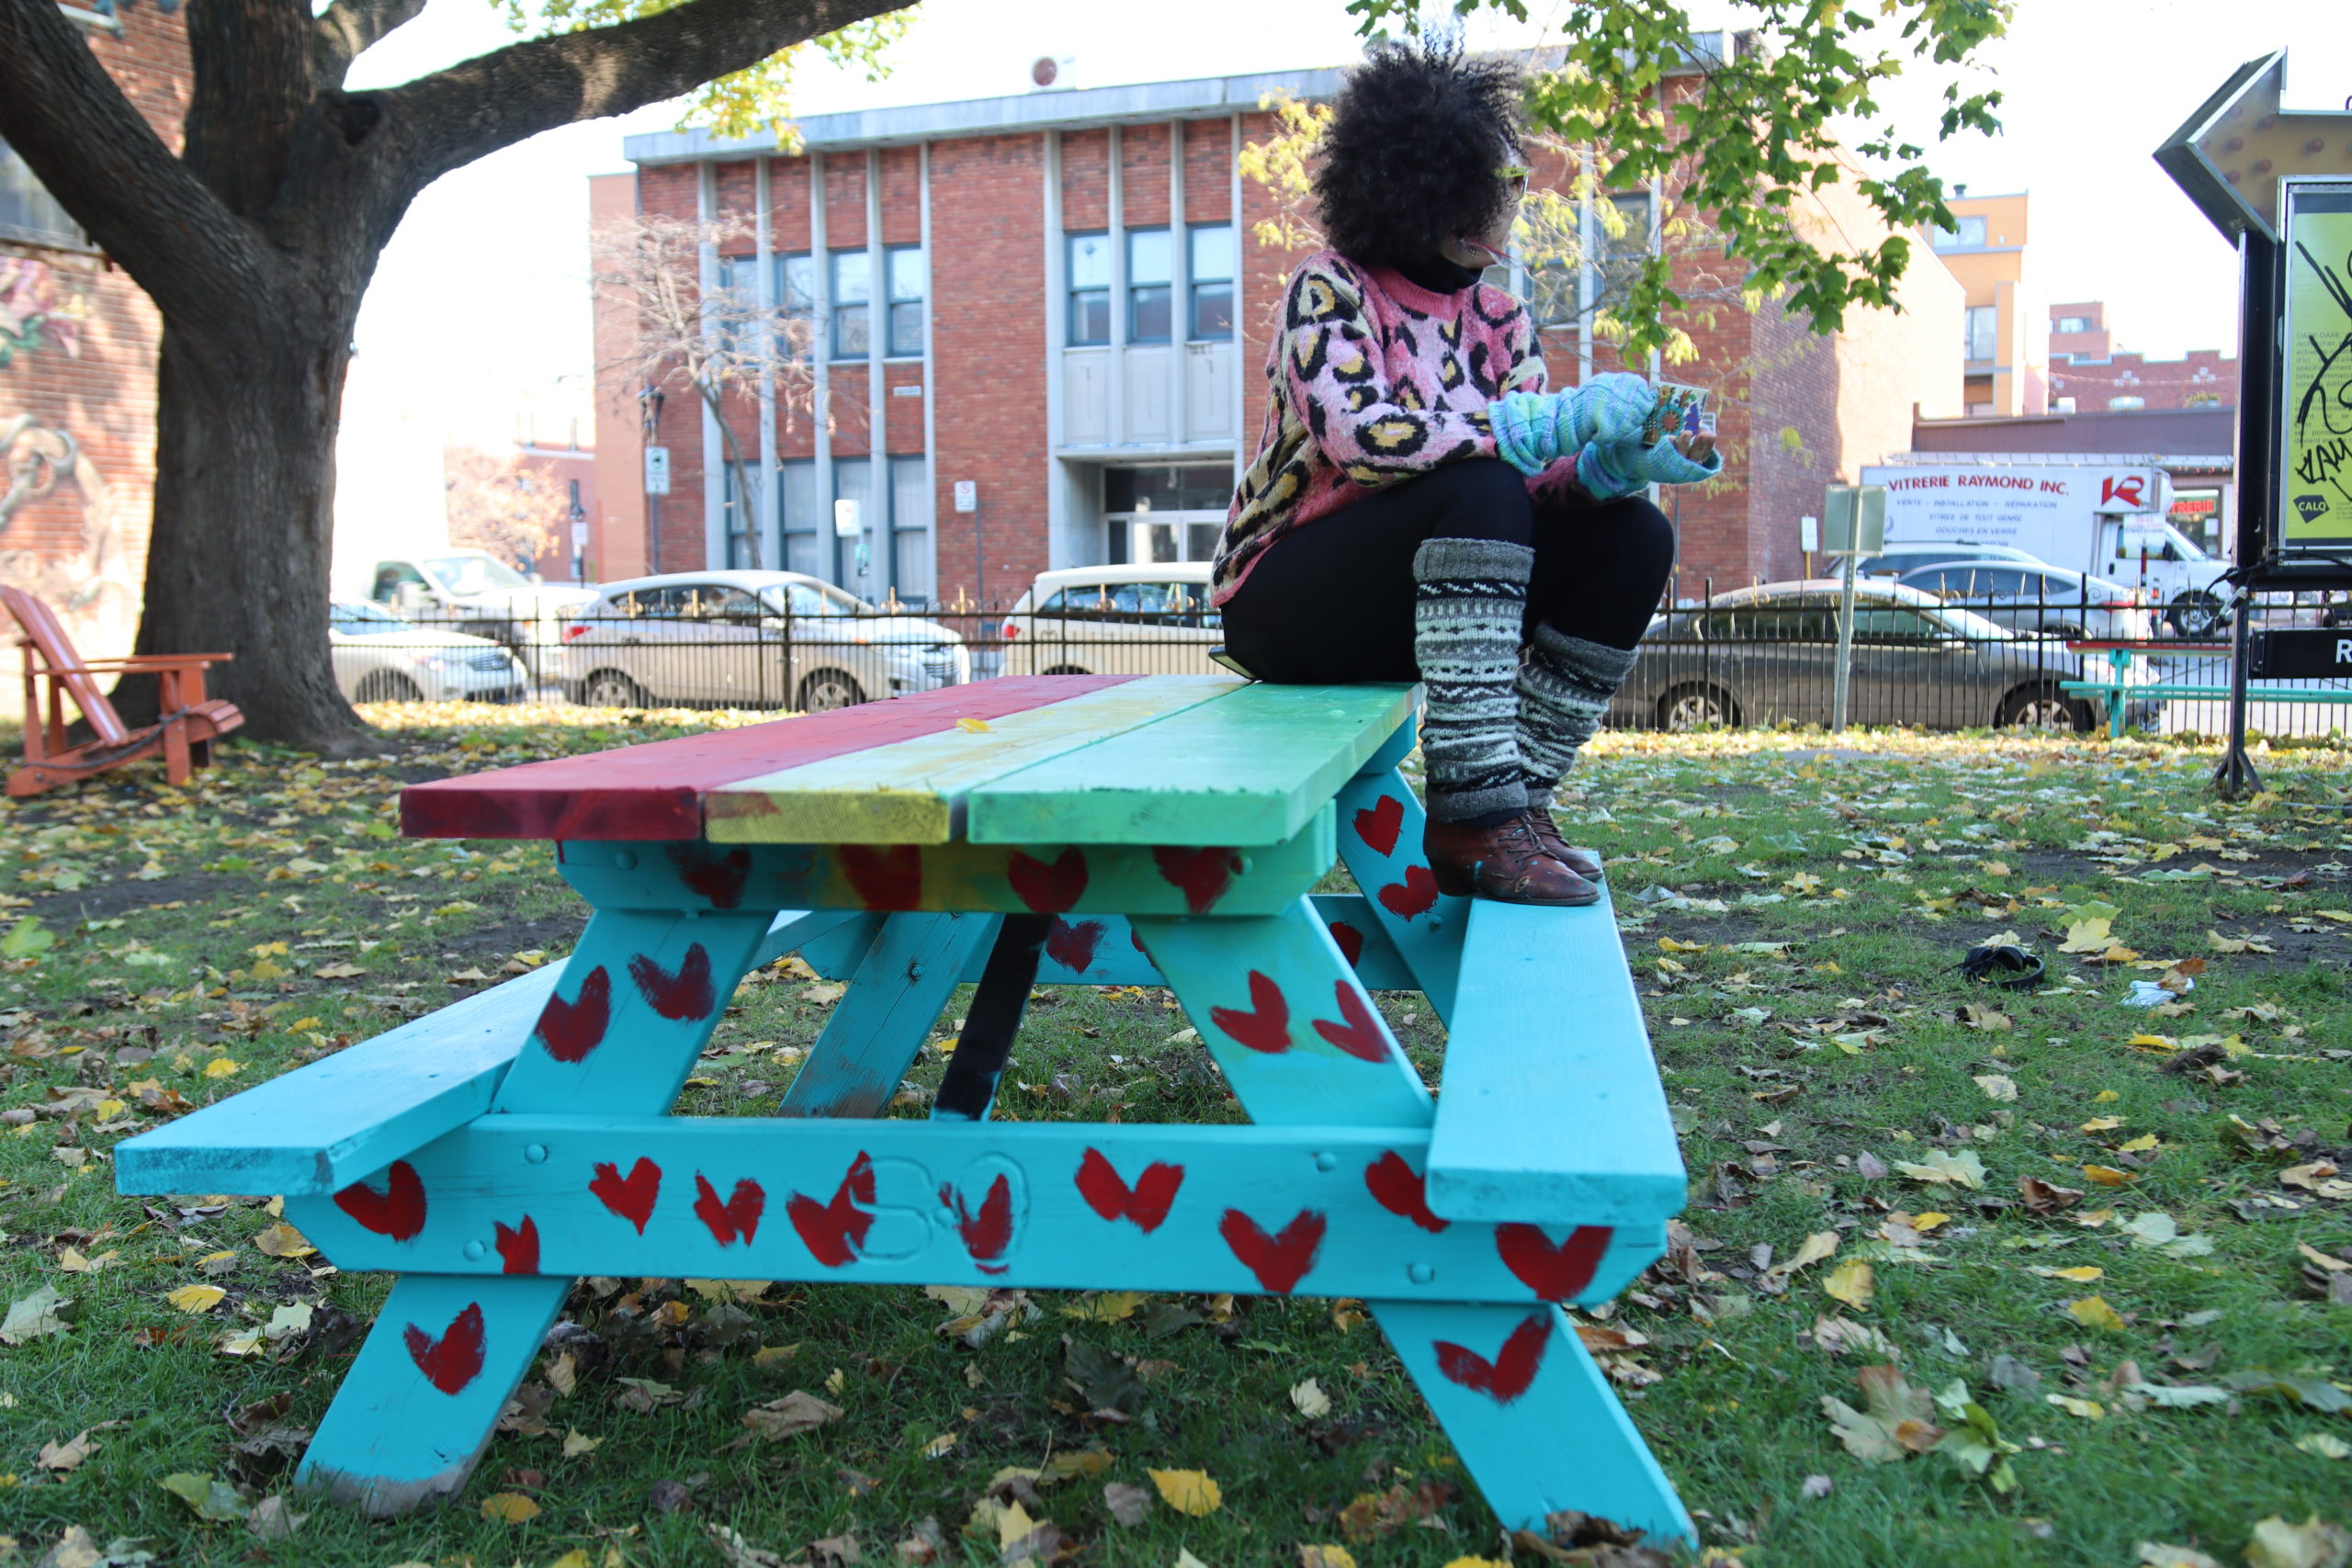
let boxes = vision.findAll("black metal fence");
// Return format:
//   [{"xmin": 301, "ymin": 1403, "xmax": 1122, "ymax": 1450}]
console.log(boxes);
[{"xmin": 333, "ymin": 584, "xmax": 2352, "ymax": 739}]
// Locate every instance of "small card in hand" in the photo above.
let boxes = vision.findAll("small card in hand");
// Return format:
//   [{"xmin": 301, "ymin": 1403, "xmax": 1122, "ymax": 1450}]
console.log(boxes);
[{"xmin": 1643, "ymin": 382, "xmax": 1714, "ymax": 444}]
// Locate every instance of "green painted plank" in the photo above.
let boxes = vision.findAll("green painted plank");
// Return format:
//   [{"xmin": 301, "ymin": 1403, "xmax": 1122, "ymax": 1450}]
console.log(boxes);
[
  {"xmin": 707, "ymin": 675, "xmax": 1244, "ymax": 844},
  {"xmin": 967, "ymin": 682, "xmax": 1419, "ymax": 846}
]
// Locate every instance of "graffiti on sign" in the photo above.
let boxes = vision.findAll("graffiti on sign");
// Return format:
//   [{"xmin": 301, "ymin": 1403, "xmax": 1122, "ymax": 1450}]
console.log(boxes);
[{"xmin": 2281, "ymin": 184, "xmax": 2352, "ymax": 547}]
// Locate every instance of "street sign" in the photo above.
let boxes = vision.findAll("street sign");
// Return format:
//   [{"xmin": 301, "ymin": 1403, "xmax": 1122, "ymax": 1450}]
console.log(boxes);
[
  {"xmin": 570, "ymin": 522, "xmax": 588, "ymax": 551},
  {"xmin": 2155, "ymin": 49, "xmax": 2352, "ymax": 242},
  {"xmin": 953, "ymin": 480, "xmax": 978, "ymax": 513},
  {"xmin": 2280, "ymin": 180, "xmax": 2352, "ymax": 552},
  {"xmin": 1799, "ymin": 514, "xmax": 1819, "ymax": 553},
  {"xmin": 643, "ymin": 446, "xmax": 671, "ymax": 496},
  {"xmin": 1822, "ymin": 485, "xmax": 1886, "ymax": 554},
  {"xmin": 2248, "ymin": 628, "xmax": 2352, "ymax": 680},
  {"xmin": 833, "ymin": 499, "xmax": 863, "ymax": 538}
]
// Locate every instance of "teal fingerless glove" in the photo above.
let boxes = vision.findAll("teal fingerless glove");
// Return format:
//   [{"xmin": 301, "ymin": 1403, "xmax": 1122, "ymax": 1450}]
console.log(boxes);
[
  {"xmin": 1487, "ymin": 391, "xmax": 1559, "ymax": 477},
  {"xmin": 1575, "ymin": 440, "xmax": 1646, "ymax": 501},
  {"xmin": 1627, "ymin": 436, "xmax": 1722, "ymax": 487},
  {"xmin": 1554, "ymin": 373, "xmax": 1653, "ymax": 450}
]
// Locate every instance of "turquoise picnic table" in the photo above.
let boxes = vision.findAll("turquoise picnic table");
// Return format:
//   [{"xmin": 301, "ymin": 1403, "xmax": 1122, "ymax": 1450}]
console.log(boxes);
[{"xmin": 116, "ymin": 673, "xmax": 1692, "ymax": 1541}]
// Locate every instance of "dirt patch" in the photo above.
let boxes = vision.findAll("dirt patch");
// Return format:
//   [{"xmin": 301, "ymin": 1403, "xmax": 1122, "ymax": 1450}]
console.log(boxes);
[{"xmin": 24, "ymin": 874, "xmax": 255, "ymax": 924}]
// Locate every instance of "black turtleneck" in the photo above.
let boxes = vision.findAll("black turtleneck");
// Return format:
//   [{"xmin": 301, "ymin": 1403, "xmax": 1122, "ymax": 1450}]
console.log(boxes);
[{"xmin": 1394, "ymin": 252, "xmax": 1484, "ymax": 295}]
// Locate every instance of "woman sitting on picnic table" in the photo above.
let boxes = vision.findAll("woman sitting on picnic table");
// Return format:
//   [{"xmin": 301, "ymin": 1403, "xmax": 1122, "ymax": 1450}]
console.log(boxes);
[{"xmin": 1211, "ymin": 37, "xmax": 1719, "ymax": 908}]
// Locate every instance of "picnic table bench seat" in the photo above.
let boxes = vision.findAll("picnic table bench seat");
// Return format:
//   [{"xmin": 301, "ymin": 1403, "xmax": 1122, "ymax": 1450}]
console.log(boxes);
[{"xmin": 119, "ymin": 673, "xmax": 1693, "ymax": 1540}]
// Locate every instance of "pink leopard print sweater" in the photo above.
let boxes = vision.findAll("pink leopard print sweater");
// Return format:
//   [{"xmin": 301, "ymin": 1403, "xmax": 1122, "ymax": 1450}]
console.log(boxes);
[{"xmin": 1210, "ymin": 250, "xmax": 1584, "ymax": 606}]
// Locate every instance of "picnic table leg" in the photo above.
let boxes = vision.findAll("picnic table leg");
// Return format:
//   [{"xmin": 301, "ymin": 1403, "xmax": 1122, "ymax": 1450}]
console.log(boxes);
[
  {"xmin": 1136, "ymin": 896, "xmax": 1694, "ymax": 1548},
  {"xmin": 933, "ymin": 913, "xmax": 1052, "ymax": 1121},
  {"xmin": 1333, "ymin": 760, "xmax": 1468, "ymax": 1027},
  {"xmin": 779, "ymin": 911, "xmax": 1001, "ymax": 1118},
  {"xmin": 293, "ymin": 904, "xmax": 787, "ymax": 1511}
]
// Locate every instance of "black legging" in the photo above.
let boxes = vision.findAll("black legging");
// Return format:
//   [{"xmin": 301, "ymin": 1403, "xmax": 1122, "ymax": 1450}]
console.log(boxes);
[{"xmin": 1221, "ymin": 457, "xmax": 1676, "ymax": 683}]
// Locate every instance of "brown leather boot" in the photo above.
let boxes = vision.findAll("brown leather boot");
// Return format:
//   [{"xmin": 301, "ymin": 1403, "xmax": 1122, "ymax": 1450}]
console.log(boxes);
[
  {"xmin": 1424, "ymin": 812, "xmax": 1600, "ymax": 907},
  {"xmin": 1521, "ymin": 807, "xmax": 1603, "ymax": 881}
]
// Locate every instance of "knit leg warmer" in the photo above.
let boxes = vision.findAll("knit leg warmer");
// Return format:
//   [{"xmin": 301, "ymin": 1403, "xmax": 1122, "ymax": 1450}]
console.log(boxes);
[
  {"xmin": 1413, "ymin": 536, "xmax": 1534, "ymax": 822},
  {"xmin": 1517, "ymin": 624, "xmax": 1638, "ymax": 809}
]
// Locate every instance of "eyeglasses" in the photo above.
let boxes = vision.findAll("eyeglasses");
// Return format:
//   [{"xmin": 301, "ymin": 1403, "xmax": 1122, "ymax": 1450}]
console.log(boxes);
[{"xmin": 1498, "ymin": 164, "xmax": 1532, "ymax": 190}]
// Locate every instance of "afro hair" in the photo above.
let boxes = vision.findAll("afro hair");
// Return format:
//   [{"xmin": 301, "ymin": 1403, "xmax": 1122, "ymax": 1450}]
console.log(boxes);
[{"xmin": 1313, "ymin": 36, "xmax": 1526, "ymax": 272}]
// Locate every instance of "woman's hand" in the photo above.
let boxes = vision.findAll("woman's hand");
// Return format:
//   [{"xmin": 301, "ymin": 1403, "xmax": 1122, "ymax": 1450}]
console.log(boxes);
[{"xmin": 1673, "ymin": 430, "xmax": 1717, "ymax": 467}]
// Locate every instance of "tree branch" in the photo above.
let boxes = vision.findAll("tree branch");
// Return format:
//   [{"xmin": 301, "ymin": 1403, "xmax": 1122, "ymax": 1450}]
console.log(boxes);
[
  {"xmin": 311, "ymin": 0, "xmax": 432, "ymax": 87},
  {"xmin": 0, "ymin": 0, "xmax": 266, "ymax": 319},
  {"xmin": 380, "ymin": 0, "xmax": 915, "ymax": 188}
]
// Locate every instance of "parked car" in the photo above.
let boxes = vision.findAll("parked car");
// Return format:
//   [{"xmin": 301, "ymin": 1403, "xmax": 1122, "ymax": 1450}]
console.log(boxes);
[
  {"xmin": 367, "ymin": 547, "xmax": 599, "ymax": 679},
  {"xmin": 331, "ymin": 600, "xmax": 526, "ymax": 704},
  {"xmin": 1854, "ymin": 542, "xmax": 2047, "ymax": 581},
  {"xmin": 560, "ymin": 570, "xmax": 969, "ymax": 710},
  {"xmin": 1894, "ymin": 561, "xmax": 2155, "ymax": 643},
  {"xmin": 1000, "ymin": 563, "xmax": 1222, "ymax": 677},
  {"xmin": 1614, "ymin": 580, "xmax": 2158, "ymax": 734}
]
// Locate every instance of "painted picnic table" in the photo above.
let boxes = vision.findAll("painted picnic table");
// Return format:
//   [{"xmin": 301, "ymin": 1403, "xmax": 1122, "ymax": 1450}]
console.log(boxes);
[{"xmin": 117, "ymin": 673, "xmax": 1692, "ymax": 1540}]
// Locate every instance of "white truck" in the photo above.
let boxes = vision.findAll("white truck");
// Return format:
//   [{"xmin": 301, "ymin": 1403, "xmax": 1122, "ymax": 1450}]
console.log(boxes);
[
  {"xmin": 1860, "ymin": 459, "xmax": 2233, "ymax": 637},
  {"xmin": 362, "ymin": 548, "xmax": 599, "ymax": 685}
]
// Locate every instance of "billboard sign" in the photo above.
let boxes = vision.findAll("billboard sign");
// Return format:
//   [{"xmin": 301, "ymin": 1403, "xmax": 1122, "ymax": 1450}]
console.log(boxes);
[
  {"xmin": 1858, "ymin": 463, "xmax": 2171, "ymax": 548},
  {"xmin": 2279, "ymin": 179, "xmax": 2352, "ymax": 554}
]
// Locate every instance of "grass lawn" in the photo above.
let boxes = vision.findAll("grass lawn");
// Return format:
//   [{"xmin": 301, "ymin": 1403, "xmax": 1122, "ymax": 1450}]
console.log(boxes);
[{"xmin": 0, "ymin": 703, "xmax": 2347, "ymax": 1567}]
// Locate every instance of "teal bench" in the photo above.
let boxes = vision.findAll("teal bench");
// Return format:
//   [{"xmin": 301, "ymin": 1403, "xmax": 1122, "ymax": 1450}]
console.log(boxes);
[
  {"xmin": 2060, "ymin": 638, "xmax": 2352, "ymax": 738},
  {"xmin": 117, "ymin": 673, "xmax": 1693, "ymax": 1542}
]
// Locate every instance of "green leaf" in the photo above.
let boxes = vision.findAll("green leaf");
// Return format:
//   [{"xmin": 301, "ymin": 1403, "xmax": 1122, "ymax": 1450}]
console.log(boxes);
[
  {"xmin": 0, "ymin": 1282, "xmax": 73, "ymax": 1344},
  {"xmin": 1, "ymin": 917, "xmax": 56, "ymax": 959},
  {"xmin": 161, "ymin": 1472, "xmax": 251, "ymax": 1521}
]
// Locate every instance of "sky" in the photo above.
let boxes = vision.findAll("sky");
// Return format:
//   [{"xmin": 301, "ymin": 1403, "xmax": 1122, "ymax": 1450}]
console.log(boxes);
[{"xmin": 345, "ymin": 0, "xmax": 2352, "ymax": 442}]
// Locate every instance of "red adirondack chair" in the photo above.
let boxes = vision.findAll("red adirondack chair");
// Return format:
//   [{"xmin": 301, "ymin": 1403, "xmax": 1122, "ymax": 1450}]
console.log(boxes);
[{"xmin": 3, "ymin": 586, "xmax": 243, "ymax": 796}]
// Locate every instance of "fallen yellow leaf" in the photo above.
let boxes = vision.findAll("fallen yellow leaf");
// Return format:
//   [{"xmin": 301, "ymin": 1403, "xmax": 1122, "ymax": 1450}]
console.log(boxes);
[
  {"xmin": 2045, "ymin": 1393, "xmax": 2105, "ymax": 1419},
  {"xmin": 165, "ymin": 1284, "xmax": 226, "ymax": 1314},
  {"xmin": 2083, "ymin": 1165, "xmax": 2136, "ymax": 1186},
  {"xmin": 955, "ymin": 716, "xmax": 993, "ymax": 733},
  {"xmin": 202, "ymin": 1058, "xmax": 242, "ymax": 1079},
  {"xmin": 1148, "ymin": 1467, "xmax": 1224, "ymax": 1517},
  {"xmin": 2029, "ymin": 1266, "xmax": 2105, "ymax": 1282},
  {"xmin": 2067, "ymin": 1295, "xmax": 2128, "ymax": 1331},
  {"xmin": 1823, "ymin": 1258, "xmax": 1874, "ymax": 1311},
  {"xmin": 1911, "ymin": 1213, "xmax": 1951, "ymax": 1232},
  {"xmin": 480, "ymin": 1492, "xmax": 540, "ymax": 1523},
  {"xmin": 2082, "ymin": 1116, "xmax": 2125, "ymax": 1132},
  {"xmin": 561, "ymin": 1428, "xmax": 602, "ymax": 1458},
  {"xmin": 253, "ymin": 1223, "xmax": 314, "ymax": 1258}
]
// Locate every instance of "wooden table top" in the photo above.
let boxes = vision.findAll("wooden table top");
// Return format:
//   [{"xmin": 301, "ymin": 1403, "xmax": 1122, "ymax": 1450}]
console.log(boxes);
[{"xmin": 401, "ymin": 675, "xmax": 1417, "ymax": 849}]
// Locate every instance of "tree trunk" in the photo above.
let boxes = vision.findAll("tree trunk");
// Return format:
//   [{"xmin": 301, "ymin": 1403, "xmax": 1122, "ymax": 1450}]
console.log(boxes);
[{"xmin": 118, "ymin": 289, "xmax": 367, "ymax": 749}]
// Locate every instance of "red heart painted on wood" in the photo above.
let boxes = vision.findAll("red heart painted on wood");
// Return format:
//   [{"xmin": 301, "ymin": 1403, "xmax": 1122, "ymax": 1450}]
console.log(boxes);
[
  {"xmin": 1311, "ymin": 982, "xmax": 1392, "ymax": 1062},
  {"xmin": 1074, "ymin": 1147, "xmax": 1183, "ymax": 1232},
  {"xmin": 1209, "ymin": 970, "xmax": 1291, "ymax": 1054},
  {"xmin": 1353, "ymin": 794, "xmax": 1404, "ymax": 856},
  {"xmin": 940, "ymin": 1174, "xmax": 1016, "ymax": 1273},
  {"xmin": 671, "ymin": 844, "xmax": 755, "ymax": 908},
  {"xmin": 839, "ymin": 844, "xmax": 923, "ymax": 909},
  {"xmin": 493, "ymin": 1215, "xmax": 539, "ymax": 1275},
  {"xmin": 403, "ymin": 1302, "xmax": 487, "ymax": 1395},
  {"xmin": 1433, "ymin": 1311, "xmax": 1551, "ymax": 1404},
  {"xmin": 1378, "ymin": 864, "xmax": 1440, "ymax": 921},
  {"xmin": 1045, "ymin": 916, "xmax": 1107, "ymax": 974},
  {"xmin": 628, "ymin": 943, "xmax": 715, "ymax": 1022},
  {"xmin": 693, "ymin": 1173, "xmax": 766, "ymax": 1247},
  {"xmin": 1496, "ymin": 1223, "xmax": 1612, "ymax": 1301},
  {"xmin": 1327, "ymin": 920, "xmax": 1366, "ymax": 968},
  {"xmin": 786, "ymin": 1150, "xmax": 876, "ymax": 1267},
  {"xmin": 534, "ymin": 966, "xmax": 613, "ymax": 1064},
  {"xmin": 1008, "ymin": 847, "xmax": 1090, "ymax": 914},
  {"xmin": 589, "ymin": 1156, "xmax": 662, "ymax": 1234},
  {"xmin": 333, "ymin": 1159, "xmax": 426, "ymax": 1241},
  {"xmin": 1363, "ymin": 1150, "xmax": 1450, "ymax": 1234},
  {"xmin": 1151, "ymin": 845, "xmax": 1241, "ymax": 914},
  {"xmin": 1218, "ymin": 1206, "xmax": 1326, "ymax": 1293}
]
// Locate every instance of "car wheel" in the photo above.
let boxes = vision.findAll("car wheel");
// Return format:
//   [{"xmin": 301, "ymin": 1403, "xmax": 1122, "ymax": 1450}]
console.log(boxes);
[
  {"xmin": 1996, "ymin": 683, "xmax": 2092, "ymax": 733},
  {"xmin": 581, "ymin": 669, "xmax": 649, "ymax": 707},
  {"xmin": 354, "ymin": 669, "xmax": 424, "ymax": 704},
  {"xmin": 1657, "ymin": 683, "xmax": 1738, "ymax": 731},
  {"xmin": 2167, "ymin": 591, "xmax": 2227, "ymax": 638},
  {"xmin": 1042, "ymin": 663, "xmax": 1091, "ymax": 676},
  {"xmin": 797, "ymin": 669, "xmax": 865, "ymax": 711}
]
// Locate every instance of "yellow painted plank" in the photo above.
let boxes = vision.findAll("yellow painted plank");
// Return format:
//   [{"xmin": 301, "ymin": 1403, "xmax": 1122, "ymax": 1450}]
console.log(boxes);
[{"xmin": 707, "ymin": 675, "xmax": 1244, "ymax": 843}]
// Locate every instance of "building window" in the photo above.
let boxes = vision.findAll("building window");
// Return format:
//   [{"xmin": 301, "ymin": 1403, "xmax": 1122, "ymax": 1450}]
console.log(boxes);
[
  {"xmin": 0, "ymin": 137, "xmax": 82, "ymax": 247},
  {"xmin": 885, "ymin": 244, "xmax": 924, "ymax": 357},
  {"xmin": 1068, "ymin": 231, "xmax": 1111, "ymax": 345},
  {"xmin": 776, "ymin": 253, "xmax": 816, "ymax": 361},
  {"xmin": 778, "ymin": 458, "xmax": 820, "ymax": 579},
  {"xmin": 1126, "ymin": 228, "xmax": 1172, "ymax": 343},
  {"xmin": 2053, "ymin": 315, "xmax": 2092, "ymax": 334},
  {"xmin": 2109, "ymin": 395, "xmax": 2146, "ymax": 411},
  {"xmin": 830, "ymin": 250, "xmax": 870, "ymax": 360},
  {"xmin": 1931, "ymin": 213, "xmax": 1988, "ymax": 251},
  {"xmin": 1963, "ymin": 305, "xmax": 1996, "ymax": 362},
  {"xmin": 1189, "ymin": 224, "xmax": 1234, "ymax": 340}
]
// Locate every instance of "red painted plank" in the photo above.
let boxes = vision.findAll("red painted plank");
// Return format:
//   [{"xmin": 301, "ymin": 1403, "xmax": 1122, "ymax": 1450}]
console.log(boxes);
[{"xmin": 400, "ymin": 677, "xmax": 1136, "ymax": 841}]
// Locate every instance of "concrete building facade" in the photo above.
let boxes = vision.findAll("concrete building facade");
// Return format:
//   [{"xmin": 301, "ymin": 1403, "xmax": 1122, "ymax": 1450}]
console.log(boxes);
[{"xmin": 591, "ymin": 53, "xmax": 1965, "ymax": 606}]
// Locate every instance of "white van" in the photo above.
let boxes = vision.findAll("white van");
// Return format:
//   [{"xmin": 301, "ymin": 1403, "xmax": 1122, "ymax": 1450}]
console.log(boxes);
[{"xmin": 1000, "ymin": 563, "xmax": 1222, "ymax": 677}]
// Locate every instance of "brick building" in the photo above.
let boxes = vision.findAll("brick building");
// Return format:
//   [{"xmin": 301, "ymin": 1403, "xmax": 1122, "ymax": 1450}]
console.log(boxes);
[
  {"xmin": 589, "ymin": 50, "xmax": 1963, "ymax": 605},
  {"xmin": 0, "ymin": 0, "xmax": 187, "ymax": 659},
  {"xmin": 2045, "ymin": 299, "xmax": 2237, "ymax": 413}
]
